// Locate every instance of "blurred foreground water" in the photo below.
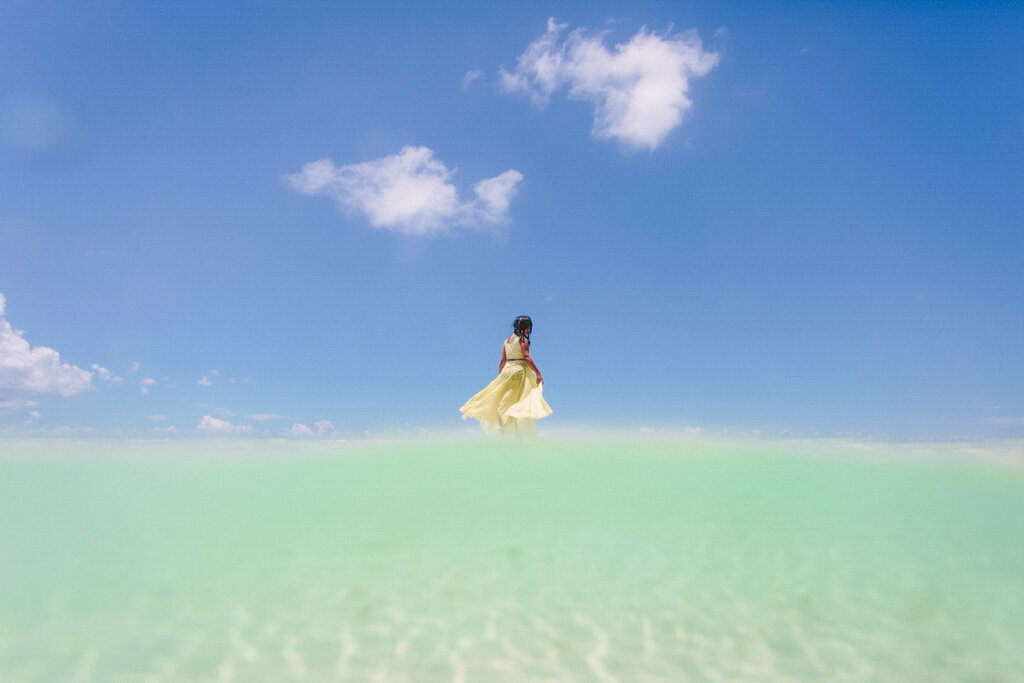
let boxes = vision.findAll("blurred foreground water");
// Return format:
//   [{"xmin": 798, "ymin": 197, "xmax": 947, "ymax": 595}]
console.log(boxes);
[{"xmin": 1, "ymin": 439, "xmax": 1022, "ymax": 681}]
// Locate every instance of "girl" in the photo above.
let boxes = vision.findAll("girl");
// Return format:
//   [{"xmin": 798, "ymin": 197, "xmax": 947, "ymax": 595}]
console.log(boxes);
[{"xmin": 460, "ymin": 316, "xmax": 552, "ymax": 436}]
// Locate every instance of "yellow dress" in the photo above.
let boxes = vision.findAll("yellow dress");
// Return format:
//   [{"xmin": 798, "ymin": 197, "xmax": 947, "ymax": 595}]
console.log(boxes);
[{"xmin": 460, "ymin": 336, "xmax": 552, "ymax": 435}]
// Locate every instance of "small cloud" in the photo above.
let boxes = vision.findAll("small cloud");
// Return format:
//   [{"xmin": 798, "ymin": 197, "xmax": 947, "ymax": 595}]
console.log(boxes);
[
  {"xmin": 462, "ymin": 70, "xmax": 483, "ymax": 89},
  {"xmin": 988, "ymin": 416, "xmax": 1024, "ymax": 426},
  {"xmin": 0, "ymin": 293, "xmax": 93, "ymax": 404},
  {"xmin": 0, "ymin": 93, "xmax": 79, "ymax": 154},
  {"xmin": 315, "ymin": 420, "xmax": 336, "ymax": 435},
  {"xmin": 197, "ymin": 376, "xmax": 214, "ymax": 387},
  {"xmin": 140, "ymin": 377, "xmax": 157, "ymax": 394},
  {"xmin": 287, "ymin": 423, "xmax": 315, "ymax": 437},
  {"xmin": 91, "ymin": 364, "xmax": 122, "ymax": 384},
  {"xmin": 53, "ymin": 424, "xmax": 95, "ymax": 435},
  {"xmin": 285, "ymin": 146, "xmax": 523, "ymax": 236},
  {"xmin": 199, "ymin": 404, "xmax": 236, "ymax": 418},
  {"xmin": 146, "ymin": 415, "xmax": 169, "ymax": 421},
  {"xmin": 0, "ymin": 399, "xmax": 37, "ymax": 413},
  {"xmin": 247, "ymin": 413, "xmax": 287, "ymax": 422},
  {"xmin": 197, "ymin": 415, "xmax": 253, "ymax": 435},
  {"xmin": 501, "ymin": 17, "xmax": 720, "ymax": 150}
]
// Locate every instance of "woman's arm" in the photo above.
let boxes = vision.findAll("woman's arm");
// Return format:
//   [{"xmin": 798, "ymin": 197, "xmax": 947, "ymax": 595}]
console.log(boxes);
[
  {"xmin": 498, "ymin": 344, "xmax": 507, "ymax": 373},
  {"xmin": 521, "ymin": 338, "xmax": 543, "ymax": 384}
]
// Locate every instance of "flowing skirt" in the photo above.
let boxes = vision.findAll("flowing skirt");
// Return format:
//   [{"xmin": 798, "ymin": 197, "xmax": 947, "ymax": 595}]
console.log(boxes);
[{"xmin": 459, "ymin": 361, "xmax": 552, "ymax": 436}]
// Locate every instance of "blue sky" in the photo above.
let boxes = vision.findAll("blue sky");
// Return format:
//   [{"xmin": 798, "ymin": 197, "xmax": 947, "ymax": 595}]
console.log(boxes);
[{"xmin": 1, "ymin": 1, "xmax": 1022, "ymax": 439}]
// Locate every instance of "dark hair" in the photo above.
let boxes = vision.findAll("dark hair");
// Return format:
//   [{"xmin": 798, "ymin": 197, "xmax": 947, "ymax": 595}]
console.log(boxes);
[{"xmin": 513, "ymin": 315, "xmax": 532, "ymax": 343}]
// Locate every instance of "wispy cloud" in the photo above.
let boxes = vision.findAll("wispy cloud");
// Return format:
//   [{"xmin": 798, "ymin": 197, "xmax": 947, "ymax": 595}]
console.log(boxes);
[
  {"xmin": 247, "ymin": 413, "xmax": 287, "ymax": 422},
  {"xmin": 501, "ymin": 18, "xmax": 719, "ymax": 151},
  {"xmin": 0, "ymin": 93, "xmax": 78, "ymax": 154},
  {"xmin": 462, "ymin": 70, "xmax": 483, "ymax": 89},
  {"xmin": 285, "ymin": 146, "xmax": 523, "ymax": 236},
  {"xmin": 988, "ymin": 416, "xmax": 1024, "ymax": 426},
  {"xmin": 91, "ymin": 364, "xmax": 122, "ymax": 384},
  {"xmin": 0, "ymin": 399, "xmax": 37, "ymax": 412},
  {"xmin": 0, "ymin": 293, "xmax": 93, "ymax": 408}
]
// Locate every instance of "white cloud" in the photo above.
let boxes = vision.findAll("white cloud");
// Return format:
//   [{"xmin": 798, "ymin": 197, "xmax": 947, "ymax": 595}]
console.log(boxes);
[
  {"xmin": 462, "ymin": 70, "xmax": 483, "ymax": 89},
  {"xmin": 197, "ymin": 415, "xmax": 253, "ymax": 435},
  {"xmin": 200, "ymin": 404, "xmax": 235, "ymax": 418},
  {"xmin": 501, "ymin": 18, "xmax": 720, "ymax": 150},
  {"xmin": 247, "ymin": 413, "xmax": 287, "ymax": 422},
  {"xmin": 0, "ymin": 93, "xmax": 78, "ymax": 154},
  {"xmin": 140, "ymin": 377, "xmax": 157, "ymax": 394},
  {"xmin": 285, "ymin": 146, "xmax": 523, "ymax": 236},
  {"xmin": 0, "ymin": 293, "xmax": 93, "ymax": 405},
  {"xmin": 287, "ymin": 423, "xmax": 314, "ymax": 437},
  {"xmin": 197, "ymin": 369, "xmax": 218, "ymax": 386},
  {"xmin": 988, "ymin": 416, "xmax": 1024, "ymax": 426},
  {"xmin": 472, "ymin": 171, "xmax": 524, "ymax": 223},
  {"xmin": 53, "ymin": 424, "xmax": 95, "ymax": 435},
  {"xmin": 91, "ymin": 364, "xmax": 122, "ymax": 384},
  {"xmin": 154, "ymin": 425, "xmax": 180, "ymax": 433},
  {"xmin": 286, "ymin": 420, "xmax": 336, "ymax": 437},
  {"xmin": 0, "ymin": 399, "xmax": 37, "ymax": 413}
]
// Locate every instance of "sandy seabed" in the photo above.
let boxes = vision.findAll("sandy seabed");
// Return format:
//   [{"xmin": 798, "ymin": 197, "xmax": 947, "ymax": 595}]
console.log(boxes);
[{"xmin": 1, "ymin": 438, "xmax": 1022, "ymax": 681}]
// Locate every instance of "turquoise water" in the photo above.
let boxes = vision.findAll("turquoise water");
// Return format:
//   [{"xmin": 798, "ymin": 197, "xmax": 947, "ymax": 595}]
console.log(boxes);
[{"xmin": 1, "ymin": 439, "xmax": 1022, "ymax": 681}]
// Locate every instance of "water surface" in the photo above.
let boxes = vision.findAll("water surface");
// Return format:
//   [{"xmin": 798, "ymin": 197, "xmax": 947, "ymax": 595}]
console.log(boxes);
[{"xmin": 1, "ymin": 439, "xmax": 1021, "ymax": 681}]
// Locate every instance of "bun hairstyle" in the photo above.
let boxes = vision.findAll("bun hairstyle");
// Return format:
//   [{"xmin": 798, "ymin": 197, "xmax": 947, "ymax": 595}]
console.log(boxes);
[{"xmin": 513, "ymin": 315, "xmax": 532, "ymax": 343}]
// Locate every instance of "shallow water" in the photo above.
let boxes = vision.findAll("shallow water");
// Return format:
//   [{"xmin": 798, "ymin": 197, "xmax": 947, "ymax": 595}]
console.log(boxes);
[{"xmin": 1, "ymin": 439, "xmax": 1022, "ymax": 681}]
